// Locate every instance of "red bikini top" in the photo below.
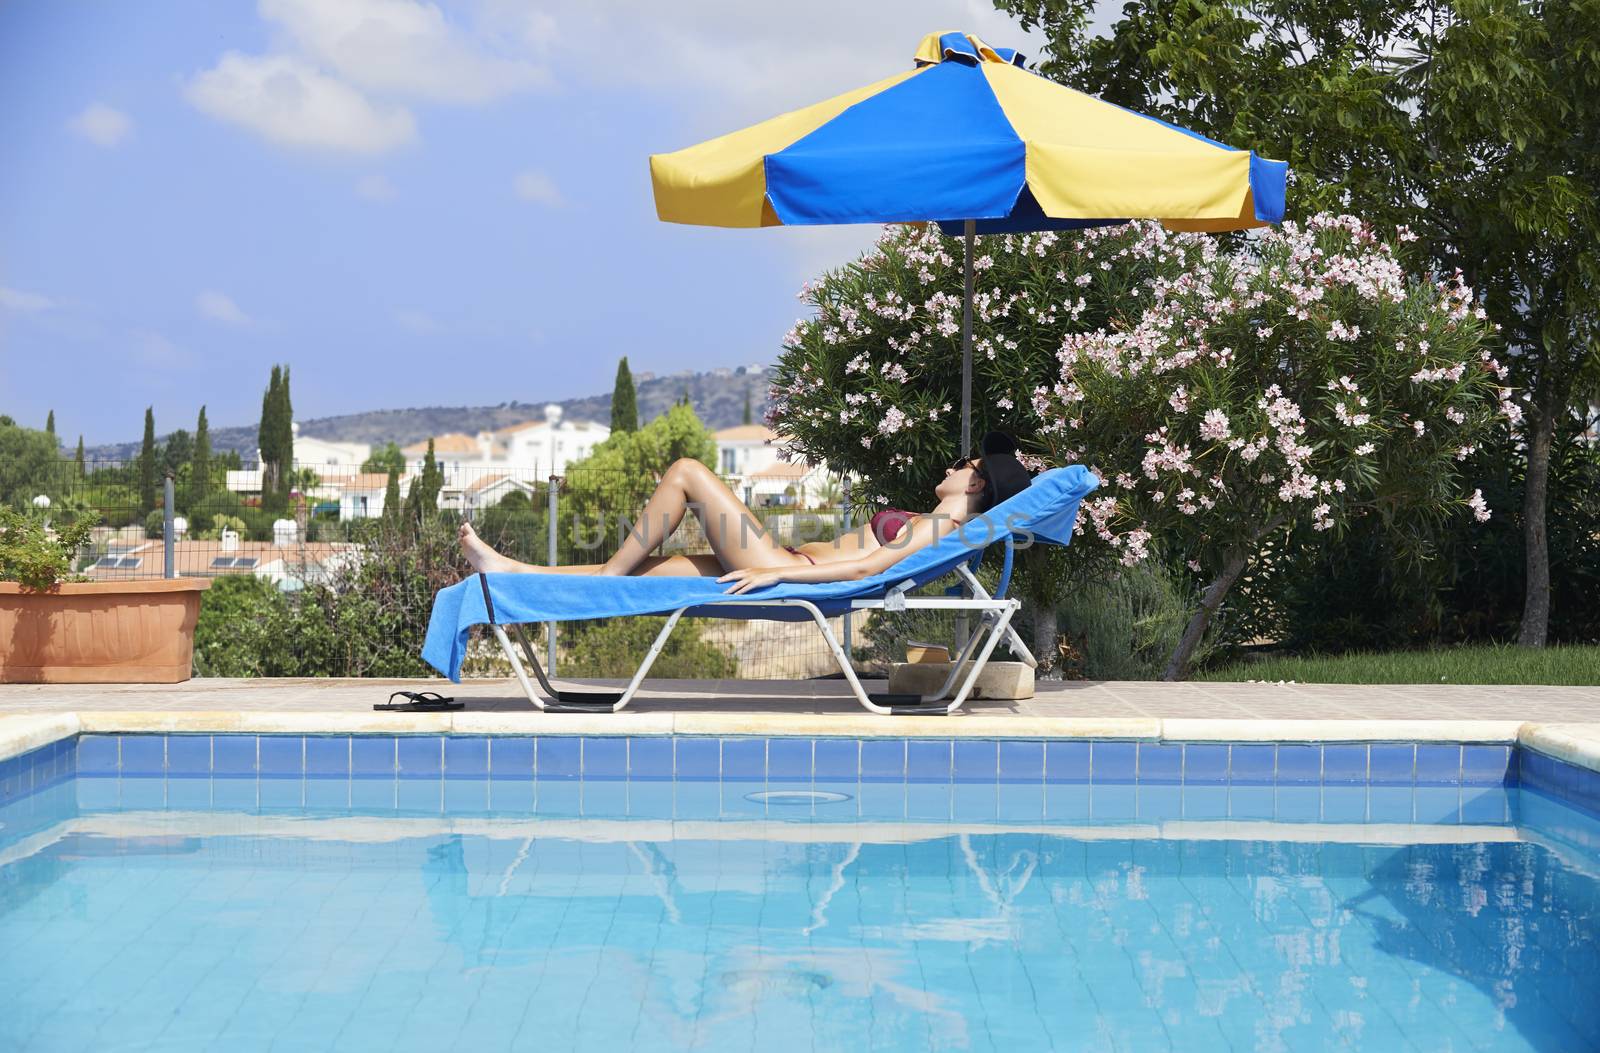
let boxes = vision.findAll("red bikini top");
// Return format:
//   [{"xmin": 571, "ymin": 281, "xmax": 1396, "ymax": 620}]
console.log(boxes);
[{"xmin": 869, "ymin": 507, "xmax": 915, "ymax": 544}]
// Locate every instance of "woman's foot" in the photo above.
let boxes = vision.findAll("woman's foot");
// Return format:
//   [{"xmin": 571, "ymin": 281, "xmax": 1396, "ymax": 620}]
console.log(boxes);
[{"xmin": 458, "ymin": 521, "xmax": 522, "ymax": 574}]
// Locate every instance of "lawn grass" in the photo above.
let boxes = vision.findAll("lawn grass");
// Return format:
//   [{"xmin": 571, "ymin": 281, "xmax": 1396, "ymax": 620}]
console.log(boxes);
[{"xmin": 1199, "ymin": 643, "xmax": 1600, "ymax": 686}]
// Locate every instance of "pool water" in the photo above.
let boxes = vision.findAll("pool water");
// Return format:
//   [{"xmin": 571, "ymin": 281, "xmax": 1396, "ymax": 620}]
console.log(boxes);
[{"xmin": 2, "ymin": 741, "xmax": 1599, "ymax": 1052}]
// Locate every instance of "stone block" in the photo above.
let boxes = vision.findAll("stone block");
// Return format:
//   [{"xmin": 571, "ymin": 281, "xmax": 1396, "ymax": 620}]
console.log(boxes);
[{"xmin": 886, "ymin": 661, "xmax": 1034, "ymax": 701}]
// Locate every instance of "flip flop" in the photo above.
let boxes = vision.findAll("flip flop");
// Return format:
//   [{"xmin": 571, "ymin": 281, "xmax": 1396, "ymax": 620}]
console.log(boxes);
[{"xmin": 373, "ymin": 690, "xmax": 462, "ymax": 712}]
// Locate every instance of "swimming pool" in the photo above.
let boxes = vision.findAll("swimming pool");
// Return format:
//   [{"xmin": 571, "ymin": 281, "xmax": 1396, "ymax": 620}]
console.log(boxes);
[{"xmin": 2, "ymin": 734, "xmax": 1598, "ymax": 1051}]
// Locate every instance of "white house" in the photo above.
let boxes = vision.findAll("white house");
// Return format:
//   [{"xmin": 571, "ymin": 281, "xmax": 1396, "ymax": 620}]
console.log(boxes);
[
  {"xmin": 497, "ymin": 404, "xmax": 608, "ymax": 479},
  {"xmin": 338, "ymin": 472, "xmax": 411, "ymax": 521},
  {"xmin": 713, "ymin": 424, "xmax": 833, "ymax": 508},
  {"xmin": 292, "ymin": 424, "xmax": 370, "ymax": 469},
  {"xmin": 714, "ymin": 424, "xmax": 783, "ymax": 479}
]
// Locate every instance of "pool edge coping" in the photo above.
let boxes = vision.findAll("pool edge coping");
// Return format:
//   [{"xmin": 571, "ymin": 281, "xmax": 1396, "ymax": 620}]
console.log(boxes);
[{"xmin": 4, "ymin": 711, "xmax": 1599, "ymax": 775}]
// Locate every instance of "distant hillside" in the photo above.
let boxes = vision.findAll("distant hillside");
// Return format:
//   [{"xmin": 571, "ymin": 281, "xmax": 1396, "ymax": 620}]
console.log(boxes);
[{"xmin": 87, "ymin": 366, "xmax": 774, "ymax": 460}]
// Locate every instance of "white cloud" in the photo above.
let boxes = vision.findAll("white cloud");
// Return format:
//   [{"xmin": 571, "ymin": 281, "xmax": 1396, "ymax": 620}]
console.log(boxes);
[
  {"xmin": 260, "ymin": 0, "xmax": 550, "ymax": 104},
  {"xmin": 356, "ymin": 173, "xmax": 398, "ymax": 200},
  {"xmin": 0, "ymin": 286, "xmax": 58, "ymax": 313},
  {"xmin": 395, "ymin": 309, "xmax": 438, "ymax": 333},
  {"xmin": 68, "ymin": 102, "xmax": 133, "ymax": 147},
  {"xmin": 196, "ymin": 290, "xmax": 252, "ymax": 325},
  {"xmin": 185, "ymin": 52, "xmax": 417, "ymax": 155},
  {"xmin": 513, "ymin": 169, "xmax": 564, "ymax": 207},
  {"xmin": 133, "ymin": 331, "xmax": 189, "ymax": 369}
]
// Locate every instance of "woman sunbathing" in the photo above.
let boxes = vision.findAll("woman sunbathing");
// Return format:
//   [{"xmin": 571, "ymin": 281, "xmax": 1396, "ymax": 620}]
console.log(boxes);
[{"xmin": 457, "ymin": 432, "xmax": 1032, "ymax": 595}]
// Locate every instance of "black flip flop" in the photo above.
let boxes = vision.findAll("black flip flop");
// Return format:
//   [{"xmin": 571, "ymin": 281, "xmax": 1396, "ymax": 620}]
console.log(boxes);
[{"xmin": 374, "ymin": 690, "xmax": 462, "ymax": 712}]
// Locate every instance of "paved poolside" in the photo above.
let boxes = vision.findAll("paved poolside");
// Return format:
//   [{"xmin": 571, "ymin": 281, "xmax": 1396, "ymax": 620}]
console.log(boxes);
[{"xmin": 0, "ymin": 676, "xmax": 1597, "ymax": 721}]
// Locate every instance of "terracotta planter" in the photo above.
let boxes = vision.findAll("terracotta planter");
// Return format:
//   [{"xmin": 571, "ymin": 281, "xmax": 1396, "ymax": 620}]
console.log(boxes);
[{"xmin": 0, "ymin": 579, "xmax": 211, "ymax": 684}]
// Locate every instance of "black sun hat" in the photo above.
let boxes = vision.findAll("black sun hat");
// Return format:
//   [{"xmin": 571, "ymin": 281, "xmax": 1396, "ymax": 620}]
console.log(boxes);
[{"xmin": 977, "ymin": 432, "xmax": 1034, "ymax": 510}]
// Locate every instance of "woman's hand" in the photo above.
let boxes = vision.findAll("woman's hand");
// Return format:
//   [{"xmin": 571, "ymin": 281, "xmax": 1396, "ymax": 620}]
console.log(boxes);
[{"xmin": 718, "ymin": 566, "xmax": 786, "ymax": 595}]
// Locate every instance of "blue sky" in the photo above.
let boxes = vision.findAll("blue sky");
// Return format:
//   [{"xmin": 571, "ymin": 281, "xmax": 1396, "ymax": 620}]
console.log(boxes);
[{"xmin": 0, "ymin": 0, "xmax": 1039, "ymax": 444}]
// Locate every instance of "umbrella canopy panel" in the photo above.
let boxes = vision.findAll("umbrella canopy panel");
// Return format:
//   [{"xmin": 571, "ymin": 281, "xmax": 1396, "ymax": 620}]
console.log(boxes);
[{"xmin": 651, "ymin": 30, "xmax": 1286, "ymax": 234}]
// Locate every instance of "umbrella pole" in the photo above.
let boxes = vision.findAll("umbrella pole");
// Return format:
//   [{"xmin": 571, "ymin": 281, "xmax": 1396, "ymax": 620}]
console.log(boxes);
[{"xmin": 960, "ymin": 219, "xmax": 975, "ymax": 455}]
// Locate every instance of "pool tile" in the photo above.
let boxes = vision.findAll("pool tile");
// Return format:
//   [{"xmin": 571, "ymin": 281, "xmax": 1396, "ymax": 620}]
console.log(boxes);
[
  {"xmin": 444, "ymin": 778, "xmax": 491, "ymax": 814},
  {"xmin": 76, "ymin": 734, "xmax": 120, "ymax": 775},
  {"xmin": 1413, "ymin": 786, "xmax": 1461, "ymax": 823},
  {"xmin": 906, "ymin": 782, "xmax": 951, "ymax": 819},
  {"xmin": 1460, "ymin": 789, "xmax": 1508, "ymax": 824},
  {"xmin": 953, "ymin": 782, "xmax": 997, "ymax": 820},
  {"xmin": 1045, "ymin": 783, "xmax": 1091, "ymax": 820},
  {"xmin": 1230, "ymin": 786, "xmax": 1275, "ymax": 820},
  {"xmin": 626, "ymin": 738, "xmax": 672, "ymax": 779},
  {"xmin": 1138, "ymin": 743, "xmax": 1182, "ymax": 785},
  {"xmin": 1322, "ymin": 786, "xmax": 1368, "ymax": 822},
  {"xmin": 304, "ymin": 777, "xmax": 349, "ymax": 811},
  {"xmin": 1462, "ymin": 745, "xmax": 1511, "ymax": 786},
  {"xmin": 628, "ymin": 779, "xmax": 676, "ymax": 818},
  {"xmin": 906, "ymin": 740, "xmax": 952, "ymax": 783},
  {"xmin": 581, "ymin": 738, "xmax": 627, "ymax": 779},
  {"xmin": 535, "ymin": 738, "xmax": 579, "ymax": 780},
  {"xmin": 766, "ymin": 738, "xmax": 812, "ymax": 780},
  {"xmin": 1368, "ymin": 787, "xmax": 1414, "ymax": 822},
  {"xmin": 952, "ymin": 740, "xmax": 997, "ymax": 783},
  {"xmin": 997, "ymin": 782, "xmax": 1044, "ymax": 820},
  {"xmin": 350, "ymin": 736, "xmax": 396, "ymax": 777},
  {"xmin": 672, "ymin": 780, "xmax": 720, "ymax": 817},
  {"xmin": 258, "ymin": 736, "xmax": 304, "ymax": 777},
  {"xmin": 814, "ymin": 739, "xmax": 859, "ymax": 780},
  {"xmin": 534, "ymin": 779, "xmax": 581, "ymax": 816},
  {"xmin": 259, "ymin": 775, "xmax": 303, "ymax": 809},
  {"xmin": 1276, "ymin": 745, "xmax": 1321, "ymax": 785},
  {"xmin": 486, "ymin": 732, "xmax": 537, "ymax": 774},
  {"xmin": 860, "ymin": 739, "xmax": 906, "ymax": 781},
  {"xmin": 1092, "ymin": 742, "xmax": 1137, "ymax": 784},
  {"xmin": 1415, "ymin": 745, "xmax": 1462, "ymax": 786},
  {"xmin": 998, "ymin": 741, "xmax": 1044, "ymax": 783},
  {"xmin": 444, "ymin": 737, "xmax": 489, "ymax": 778},
  {"xmin": 1044, "ymin": 741, "xmax": 1090, "ymax": 783},
  {"xmin": 1229, "ymin": 744, "xmax": 1275, "ymax": 786},
  {"xmin": 1091, "ymin": 784, "xmax": 1138, "ymax": 820},
  {"xmin": 1321, "ymin": 745, "xmax": 1368, "ymax": 785},
  {"xmin": 673, "ymin": 738, "xmax": 719, "ymax": 780},
  {"xmin": 120, "ymin": 735, "xmax": 165, "ymax": 775},
  {"xmin": 1139, "ymin": 785, "xmax": 1184, "ymax": 821},
  {"xmin": 305, "ymin": 737, "xmax": 350, "ymax": 777},
  {"xmin": 165, "ymin": 736, "xmax": 211, "ymax": 775},
  {"xmin": 488, "ymin": 779, "xmax": 534, "ymax": 812},
  {"xmin": 207, "ymin": 776, "xmax": 256, "ymax": 811},
  {"xmin": 1182, "ymin": 744, "xmax": 1229, "ymax": 785},
  {"xmin": 213, "ymin": 735, "xmax": 258, "ymax": 776},
  {"xmin": 350, "ymin": 776, "xmax": 396, "ymax": 810},
  {"xmin": 719, "ymin": 779, "xmax": 764, "ymax": 818},
  {"xmin": 1276, "ymin": 786, "xmax": 1321, "ymax": 820},
  {"xmin": 396, "ymin": 777, "xmax": 442, "ymax": 813},
  {"xmin": 721, "ymin": 739, "xmax": 765, "ymax": 780},
  {"xmin": 167, "ymin": 776, "xmax": 211, "ymax": 808},
  {"xmin": 1182, "ymin": 786, "xmax": 1229, "ymax": 820},
  {"xmin": 1369, "ymin": 745, "xmax": 1416, "ymax": 786}
]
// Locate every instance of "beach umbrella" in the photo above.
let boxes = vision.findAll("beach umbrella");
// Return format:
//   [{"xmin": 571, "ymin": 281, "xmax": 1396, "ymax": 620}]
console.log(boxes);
[{"xmin": 650, "ymin": 30, "xmax": 1288, "ymax": 453}]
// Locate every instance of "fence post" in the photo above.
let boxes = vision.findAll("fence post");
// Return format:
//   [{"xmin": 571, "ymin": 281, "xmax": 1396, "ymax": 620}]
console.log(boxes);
[
  {"xmin": 163, "ymin": 474, "xmax": 176, "ymax": 579},
  {"xmin": 840, "ymin": 477, "xmax": 852, "ymax": 663},
  {"xmin": 546, "ymin": 476, "xmax": 559, "ymax": 676}
]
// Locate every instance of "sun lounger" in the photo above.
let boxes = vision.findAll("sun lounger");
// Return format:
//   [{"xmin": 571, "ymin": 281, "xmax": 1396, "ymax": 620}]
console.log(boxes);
[{"xmin": 421, "ymin": 466, "xmax": 1099, "ymax": 714}]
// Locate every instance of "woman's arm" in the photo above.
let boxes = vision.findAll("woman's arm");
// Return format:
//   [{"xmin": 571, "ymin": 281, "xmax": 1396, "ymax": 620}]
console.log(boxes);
[{"xmin": 718, "ymin": 514, "xmax": 956, "ymax": 594}]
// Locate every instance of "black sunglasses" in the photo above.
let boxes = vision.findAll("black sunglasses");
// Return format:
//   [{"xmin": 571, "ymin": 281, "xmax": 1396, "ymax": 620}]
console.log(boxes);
[{"xmin": 950, "ymin": 453, "xmax": 987, "ymax": 478}]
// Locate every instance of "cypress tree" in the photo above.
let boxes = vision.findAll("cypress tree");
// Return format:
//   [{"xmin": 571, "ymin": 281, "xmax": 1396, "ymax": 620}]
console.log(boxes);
[
  {"xmin": 742, "ymin": 387, "xmax": 752, "ymax": 426},
  {"xmin": 138, "ymin": 407, "xmax": 158, "ymax": 514},
  {"xmin": 192, "ymin": 406, "xmax": 212, "ymax": 506},
  {"xmin": 404, "ymin": 438, "xmax": 442, "ymax": 525},
  {"xmin": 610, "ymin": 357, "xmax": 638, "ymax": 433},
  {"xmin": 276, "ymin": 366, "xmax": 294, "ymax": 508},
  {"xmin": 74, "ymin": 435, "xmax": 85, "ymax": 477},
  {"xmin": 259, "ymin": 365, "xmax": 282, "ymax": 504},
  {"xmin": 382, "ymin": 466, "xmax": 402, "ymax": 526},
  {"xmin": 45, "ymin": 410, "xmax": 55, "ymax": 438}
]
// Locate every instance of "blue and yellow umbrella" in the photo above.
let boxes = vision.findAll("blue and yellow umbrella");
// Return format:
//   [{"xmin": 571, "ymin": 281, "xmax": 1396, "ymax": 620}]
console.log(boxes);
[{"xmin": 650, "ymin": 30, "xmax": 1288, "ymax": 447}]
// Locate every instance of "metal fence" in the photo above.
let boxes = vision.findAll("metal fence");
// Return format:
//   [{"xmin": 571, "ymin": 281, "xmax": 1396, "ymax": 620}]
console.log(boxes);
[{"xmin": 3, "ymin": 456, "xmax": 954, "ymax": 680}]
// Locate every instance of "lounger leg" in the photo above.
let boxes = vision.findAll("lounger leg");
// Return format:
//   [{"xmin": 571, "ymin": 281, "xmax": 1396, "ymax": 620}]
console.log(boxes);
[
  {"xmin": 954, "ymin": 563, "xmax": 1037, "ymax": 668},
  {"xmin": 608, "ymin": 607, "xmax": 688, "ymax": 713},
  {"xmin": 944, "ymin": 602, "xmax": 1019, "ymax": 714},
  {"xmin": 794, "ymin": 601, "xmax": 894, "ymax": 715},
  {"xmin": 493, "ymin": 624, "xmax": 550, "ymax": 711}
]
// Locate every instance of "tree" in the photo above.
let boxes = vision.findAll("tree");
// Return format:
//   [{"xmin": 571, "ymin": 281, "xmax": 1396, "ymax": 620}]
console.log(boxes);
[
  {"xmin": 0, "ymin": 419, "xmax": 60, "ymax": 506},
  {"xmin": 163, "ymin": 428, "xmax": 193, "ymax": 478},
  {"xmin": 403, "ymin": 438, "xmax": 442, "ymax": 524},
  {"xmin": 994, "ymin": 0, "xmax": 1600, "ymax": 647},
  {"xmin": 258, "ymin": 364, "xmax": 294, "ymax": 513},
  {"xmin": 74, "ymin": 436, "xmax": 85, "ymax": 478},
  {"xmin": 743, "ymin": 386, "xmax": 753, "ymax": 426},
  {"xmin": 382, "ymin": 466, "xmax": 402, "ymax": 526},
  {"xmin": 610, "ymin": 357, "xmax": 638, "ymax": 433},
  {"xmin": 45, "ymin": 410, "xmax": 54, "ymax": 439},
  {"xmin": 361, "ymin": 441, "xmax": 406, "ymax": 475},
  {"xmin": 137, "ymin": 407, "xmax": 158, "ymax": 515},
  {"xmin": 769, "ymin": 218, "xmax": 1505, "ymax": 678},
  {"xmin": 192, "ymin": 406, "xmax": 212, "ymax": 507}
]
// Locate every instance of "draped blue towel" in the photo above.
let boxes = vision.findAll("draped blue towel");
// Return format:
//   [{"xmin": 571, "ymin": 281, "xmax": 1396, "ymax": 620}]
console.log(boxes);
[{"xmin": 421, "ymin": 466, "xmax": 1099, "ymax": 681}]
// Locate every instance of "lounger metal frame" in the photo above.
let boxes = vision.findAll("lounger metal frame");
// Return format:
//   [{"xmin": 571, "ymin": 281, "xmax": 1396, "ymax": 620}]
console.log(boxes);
[{"xmin": 478, "ymin": 563, "xmax": 1036, "ymax": 715}]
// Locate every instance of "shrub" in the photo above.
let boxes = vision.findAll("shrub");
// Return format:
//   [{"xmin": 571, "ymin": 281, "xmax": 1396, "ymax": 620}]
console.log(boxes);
[
  {"xmin": 0, "ymin": 507, "xmax": 97, "ymax": 590},
  {"xmin": 1058, "ymin": 560, "xmax": 1218, "ymax": 681},
  {"xmin": 561, "ymin": 617, "xmax": 738, "ymax": 679}
]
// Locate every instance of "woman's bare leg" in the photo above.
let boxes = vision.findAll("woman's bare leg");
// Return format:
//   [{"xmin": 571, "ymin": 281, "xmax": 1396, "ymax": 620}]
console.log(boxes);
[
  {"xmin": 600, "ymin": 458, "xmax": 799, "ymax": 576},
  {"xmin": 459, "ymin": 522, "xmax": 742, "ymax": 578}
]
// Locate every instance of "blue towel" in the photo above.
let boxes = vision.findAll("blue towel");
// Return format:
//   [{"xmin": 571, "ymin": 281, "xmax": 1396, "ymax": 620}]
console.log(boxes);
[{"xmin": 421, "ymin": 466, "xmax": 1099, "ymax": 681}]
